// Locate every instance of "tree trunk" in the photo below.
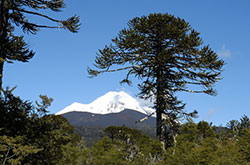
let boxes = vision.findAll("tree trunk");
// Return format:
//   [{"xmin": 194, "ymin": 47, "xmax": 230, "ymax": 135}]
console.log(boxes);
[
  {"xmin": 154, "ymin": 34, "xmax": 167, "ymax": 148},
  {"xmin": 0, "ymin": 61, "xmax": 3, "ymax": 89},
  {"xmin": 156, "ymin": 64, "xmax": 166, "ymax": 149},
  {"xmin": 0, "ymin": 0, "xmax": 7, "ymax": 90}
]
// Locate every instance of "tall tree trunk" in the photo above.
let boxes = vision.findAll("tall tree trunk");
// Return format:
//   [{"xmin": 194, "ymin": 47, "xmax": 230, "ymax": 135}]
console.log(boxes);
[
  {"xmin": 154, "ymin": 34, "xmax": 167, "ymax": 148},
  {"xmin": 0, "ymin": 61, "xmax": 3, "ymax": 89},
  {"xmin": 156, "ymin": 64, "xmax": 166, "ymax": 149},
  {"xmin": 0, "ymin": 0, "xmax": 7, "ymax": 90}
]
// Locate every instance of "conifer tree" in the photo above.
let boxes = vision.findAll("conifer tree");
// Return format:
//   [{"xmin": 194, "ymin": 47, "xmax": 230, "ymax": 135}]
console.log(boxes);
[
  {"xmin": 88, "ymin": 13, "xmax": 224, "ymax": 148},
  {"xmin": 0, "ymin": 0, "xmax": 80, "ymax": 88},
  {"xmin": 0, "ymin": 88, "xmax": 81, "ymax": 164}
]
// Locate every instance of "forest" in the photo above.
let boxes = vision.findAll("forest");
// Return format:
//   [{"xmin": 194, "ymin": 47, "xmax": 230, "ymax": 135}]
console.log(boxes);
[
  {"xmin": 1, "ymin": 91, "xmax": 250, "ymax": 164},
  {"xmin": 1, "ymin": 0, "xmax": 249, "ymax": 164}
]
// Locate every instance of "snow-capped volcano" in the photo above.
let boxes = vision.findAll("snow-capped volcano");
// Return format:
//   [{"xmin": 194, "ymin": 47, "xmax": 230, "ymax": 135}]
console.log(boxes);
[{"xmin": 56, "ymin": 91, "xmax": 155, "ymax": 115}]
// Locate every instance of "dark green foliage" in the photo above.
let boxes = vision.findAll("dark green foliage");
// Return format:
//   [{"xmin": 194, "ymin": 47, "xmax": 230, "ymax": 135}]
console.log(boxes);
[
  {"xmin": 227, "ymin": 119, "xmax": 240, "ymax": 132},
  {"xmin": 0, "ymin": 88, "xmax": 81, "ymax": 164},
  {"xmin": 79, "ymin": 126, "xmax": 164, "ymax": 165},
  {"xmin": 239, "ymin": 115, "xmax": 250, "ymax": 130},
  {"xmin": 0, "ymin": 0, "xmax": 80, "ymax": 88},
  {"xmin": 0, "ymin": 135, "xmax": 42, "ymax": 165},
  {"xmin": 75, "ymin": 126, "xmax": 104, "ymax": 147},
  {"xmin": 238, "ymin": 128, "xmax": 250, "ymax": 162},
  {"xmin": 23, "ymin": 115, "xmax": 81, "ymax": 164},
  {"xmin": 159, "ymin": 120, "xmax": 248, "ymax": 164},
  {"xmin": 226, "ymin": 115, "xmax": 250, "ymax": 138},
  {"xmin": 89, "ymin": 137, "xmax": 128, "ymax": 165},
  {"xmin": 88, "ymin": 13, "xmax": 224, "ymax": 147},
  {"xmin": 2, "ymin": 88, "xmax": 248, "ymax": 164},
  {"xmin": 77, "ymin": 118, "xmax": 250, "ymax": 164},
  {"xmin": 0, "ymin": 87, "xmax": 34, "ymax": 137},
  {"xmin": 74, "ymin": 124, "xmax": 156, "ymax": 147}
]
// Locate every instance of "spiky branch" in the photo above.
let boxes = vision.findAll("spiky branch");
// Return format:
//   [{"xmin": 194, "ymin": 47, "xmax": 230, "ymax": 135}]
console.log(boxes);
[
  {"xmin": 0, "ymin": 0, "xmax": 80, "ymax": 89},
  {"xmin": 89, "ymin": 13, "xmax": 224, "ymax": 148}
]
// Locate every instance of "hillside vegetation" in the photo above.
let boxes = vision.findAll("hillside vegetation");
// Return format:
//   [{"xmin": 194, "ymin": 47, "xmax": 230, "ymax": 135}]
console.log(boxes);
[{"xmin": 1, "ymin": 90, "xmax": 250, "ymax": 164}]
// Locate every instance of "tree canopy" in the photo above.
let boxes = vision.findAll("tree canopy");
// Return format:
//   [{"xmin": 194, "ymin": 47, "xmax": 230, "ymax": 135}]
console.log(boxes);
[
  {"xmin": 0, "ymin": 88, "xmax": 81, "ymax": 164},
  {"xmin": 88, "ymin": 13, "xmax": 224, "ymax": 147},
  {"xmin": 76, "ymin": 118, "xmax": 250, "ymax": 164}
]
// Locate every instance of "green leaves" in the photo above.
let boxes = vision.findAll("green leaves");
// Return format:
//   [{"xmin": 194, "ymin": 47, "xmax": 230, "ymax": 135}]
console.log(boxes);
[
  {"xmin": 35, "ymin": 95, "xmax": 53, "ymax": 115},
  {"xmin": 80, "ymin": 121, "xmax": 250, "ymax": 164},
  {"xmin": 3, "ymin": 34, "xmax": 35, "ymax": 63},
  {"xmin": 0, "ymin": 88, "xmax": 81, "ymax": 164},
  {"xmin": 61, "ymin": 15, "xmax": 81, "ymax": 33},
  {"xmin": 0, "ymin": 135, "xmax": 42, "ymax": 165},
  {"xmin": 81, "ymin": 126, "xmax": 164, "ymax": 165}
]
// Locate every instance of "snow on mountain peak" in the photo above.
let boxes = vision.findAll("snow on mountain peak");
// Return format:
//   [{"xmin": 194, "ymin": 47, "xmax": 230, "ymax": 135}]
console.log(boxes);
[
  {"xmin": 56, "ymin": 102, "xmax": 87, "ymax": 115},
  {"xmin": 56, "ymin": 91, "xmax": 155, "ymax": 115}
]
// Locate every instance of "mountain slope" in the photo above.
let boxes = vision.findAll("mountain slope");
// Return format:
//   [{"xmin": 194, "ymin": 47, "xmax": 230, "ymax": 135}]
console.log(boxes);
[
  {"xmin": 57, "ymin": 91, "xmax": 156, "ymax": 144},
  {"xmin": 62, "ymin": 110, "xmax": 156, "ymax": 145},
  {"xmin": 61, "ymin": 109, "xmax": 155, "ymax": 127}
]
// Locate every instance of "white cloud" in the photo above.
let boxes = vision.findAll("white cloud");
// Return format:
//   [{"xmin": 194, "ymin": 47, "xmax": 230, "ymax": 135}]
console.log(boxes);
[
  {"xmin": 116, "ymin": 88, "xmax": 155, "ymax": 107},
  {"xmin": 136, "ymin": 96, "xmax": 155, "ymax": 108},
  {"xmin": 217, "ymin": 44, "xmax": 232, "ymax": 57},
  {"xmin": 202, "ymin": 109, "xmax": 216, "ymax": 121}
]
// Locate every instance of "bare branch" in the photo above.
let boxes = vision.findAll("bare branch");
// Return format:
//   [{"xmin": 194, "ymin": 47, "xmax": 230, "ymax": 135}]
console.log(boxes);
[
  {"xmin": 15, "ymin": 8, "xmax": 61, "ymax": 23},
  {"xmin": 136, "ymin": 111, "xmax": 155, "ymax": 123},
  {"xmin": 98, "ymin": 65, "xmax": 142, "ymax": 74},
  {"xmin": 30, "ymin": 24, "xmax": 61, "ymax": 29}
]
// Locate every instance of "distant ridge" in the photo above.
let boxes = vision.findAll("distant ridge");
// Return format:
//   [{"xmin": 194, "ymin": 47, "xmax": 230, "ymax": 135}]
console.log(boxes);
[
  {"xmin": 61, "ymin": 109, "xmax": 155, "ymax": 127},
  {"xmin": 61, "ymin": 109, "xmax": 156, "ymax": 145}
]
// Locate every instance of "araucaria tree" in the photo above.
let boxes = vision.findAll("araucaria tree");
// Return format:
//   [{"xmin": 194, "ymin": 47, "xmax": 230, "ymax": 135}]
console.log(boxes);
[
  {"xmin": 0, "ymin": 0, "xmax": 80, "ymax": 88},
  {"xmin": 88, "ymin": 13, "xmax": 224, "ymax": 148}
]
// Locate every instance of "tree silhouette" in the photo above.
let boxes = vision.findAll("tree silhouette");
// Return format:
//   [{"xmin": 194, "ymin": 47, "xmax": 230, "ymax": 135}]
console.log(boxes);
[
  {"xmin": 0, "ymin": 0, "xmax": 80, "ymax": 88},
  {"xmin": 88, "ymin": 13, "xmax": 224, "ymax": 148}
]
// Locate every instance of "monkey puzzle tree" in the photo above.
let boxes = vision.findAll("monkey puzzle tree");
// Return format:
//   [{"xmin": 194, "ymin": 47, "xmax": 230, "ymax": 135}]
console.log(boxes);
[
  {"xmin": 88, "ymin": 13, "xmax": 224, "ymax": 148},
  {"xmin": 0, "ymin": 0, "xmax": 80, "ymax": 88}
]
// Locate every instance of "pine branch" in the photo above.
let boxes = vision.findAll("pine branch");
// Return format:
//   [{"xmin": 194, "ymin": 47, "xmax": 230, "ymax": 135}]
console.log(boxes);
[
  {"xmin": 90, "ymin": 65, "xmax": 142, "ymax": 75},
  {"xmin": 16, "ymin": 8, "xmax": 61, "ymax": 23},
  {"xmin": 178, "ymin": 89, "xmax": 204, "ymax": 93},
  {"xmin": 136, "ymin": 111, "xmax": 155, "ymax": 123},
  {"xmin": 28, "ymin": 23, "xmax": 61, "ymax": 29},
  {"xmin": 11, "ymin": 8, "xmax": 80, "ymax": 33}
]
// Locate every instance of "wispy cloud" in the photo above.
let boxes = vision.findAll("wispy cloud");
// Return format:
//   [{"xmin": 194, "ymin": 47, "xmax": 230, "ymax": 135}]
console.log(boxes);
[
  {"xmin": 117, "ymin": 88, "xmax": 155, "ymax": 107},
  {"xmin": 217, "ymin": 44, "xmax": 232, "ymax": 57},
  {"xmin": 137, "ymin": 96, "xmax": 155, "ymax": 108},
  {"xmin": 202, "ymin": 109, "xmax": 216, "ymax": 121}
]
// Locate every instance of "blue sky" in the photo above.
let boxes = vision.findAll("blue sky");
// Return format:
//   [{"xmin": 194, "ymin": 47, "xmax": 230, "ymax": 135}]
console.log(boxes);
[{"xmin": 4, "ymin": 0, "xmax": 250, "ymax": 126}]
